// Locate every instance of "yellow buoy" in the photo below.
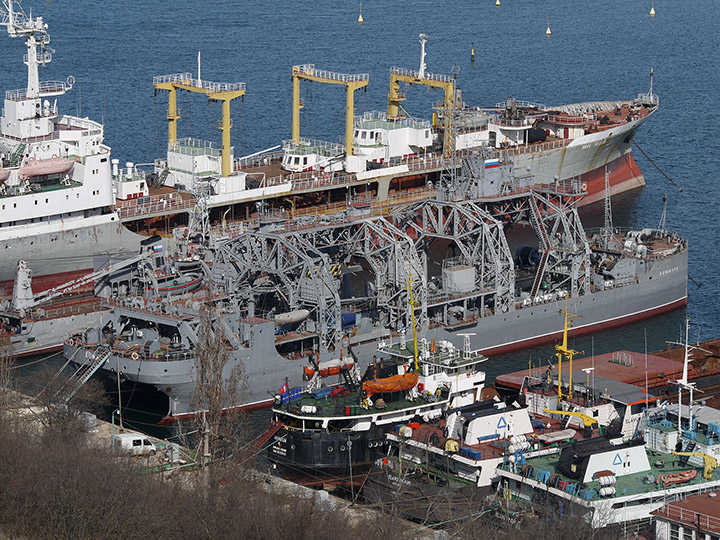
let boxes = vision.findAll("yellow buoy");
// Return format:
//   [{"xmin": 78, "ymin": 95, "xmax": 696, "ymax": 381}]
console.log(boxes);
[
  {"xmin": 358, "ymin": 2, "xmax": 364, "ymax": 23},
  {"xmin": 546, "ymin": 15, "xmax": 552, "ymax": 36},
  {"xmin": 650, "ymin": 0, "xmax": 656, "ymax": 16},
  {"xmin": 495, "ymin": 0, "xmax": 500, "ymax": 6},
  {"xmin": 471, "ymin": 42, "xmax": 475, "ymax": 61}
]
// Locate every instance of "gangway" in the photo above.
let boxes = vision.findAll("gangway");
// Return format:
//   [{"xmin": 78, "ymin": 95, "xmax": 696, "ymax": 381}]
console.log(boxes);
[
  {"xmin": 291, "ymin": 64, "xmax": 369, "ymax": 157},
  {"xmin": 238, "ymin": 421, "xmax": 283, "ymax": 464},
  {"xmin": 53, "ymin": 345, "xmax": 112, "ymax": 405},
  {"xmin": 153, "ymin": 62, "xmax": 246, "ymax": 178}
]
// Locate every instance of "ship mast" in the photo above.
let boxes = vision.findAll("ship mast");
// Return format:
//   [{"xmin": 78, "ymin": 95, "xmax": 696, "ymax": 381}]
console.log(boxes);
[
  {"xmin": 417, "ymin": 33, "xmax": 427, "ymax": 79},
  {"xmin": 1, "ymin": 0, "xmax": 53, "ymax": 99}
]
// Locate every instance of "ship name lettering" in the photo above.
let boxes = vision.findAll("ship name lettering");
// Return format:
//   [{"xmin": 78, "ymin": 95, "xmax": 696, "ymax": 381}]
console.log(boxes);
[{"xmin": 659, "ymin": 266, "xmax": 678, "ymax": 276}]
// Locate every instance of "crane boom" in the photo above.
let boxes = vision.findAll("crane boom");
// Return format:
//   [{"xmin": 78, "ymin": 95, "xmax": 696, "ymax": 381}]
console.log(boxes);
[
  {"xmin": 672, "ymin": 451, "xmax": 718, "ymax": 480},
  {"xmin": 543, "ymin": 408, "xmax": 598, "ymax": 428}
]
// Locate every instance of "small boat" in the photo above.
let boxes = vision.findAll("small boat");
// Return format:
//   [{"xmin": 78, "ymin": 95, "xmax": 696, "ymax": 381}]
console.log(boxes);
[
  {"xmin": 156, "ymin": 274, "xmax": 203, "ymax": 296},
  {"xmin": 303, "ymin": 358, "xmax": 356, "ymax": 380},
  {"xmin": 657, "ymin": 470, "xmax": 697, "ymax": 488},
  {"xmin": 269, "ymin": 334, "xmax": 488, "ymax": 486},
  {"xmin": 363, "ymin": 372, "xmax": 419, "ymax": 396},
  {"xmin": 19, "ymin": 157, "xmax": 75, "ymax": 179}
]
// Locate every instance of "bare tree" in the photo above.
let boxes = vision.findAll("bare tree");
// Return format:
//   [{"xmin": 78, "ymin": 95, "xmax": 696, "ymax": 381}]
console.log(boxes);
[
  {"xmin": 0, "ymin": 336, "xmax": 15, "ymax": 411},
  {"xmin": 175, "ymin": 300, "xmax": 251, "ymax": 508}
]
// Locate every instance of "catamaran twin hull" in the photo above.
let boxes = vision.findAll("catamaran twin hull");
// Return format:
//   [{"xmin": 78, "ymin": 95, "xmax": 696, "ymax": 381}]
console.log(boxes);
[{"xmin": 352, "ymin": 247, "xmax": 688, "ymax": 358}]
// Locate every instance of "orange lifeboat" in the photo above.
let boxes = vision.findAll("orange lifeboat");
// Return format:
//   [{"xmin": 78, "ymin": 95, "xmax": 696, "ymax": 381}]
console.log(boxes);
[
  {"xmin": 303, "ymin": 358, "xmax": 356, "ymax": 380},
  {"xmin": 363, "ymin": 372, "xmax": 419, "ymax": 396},
  {"xmin": 657, "ymin": 470, "xmax": 697, "ymax": 488},
  {"xmin": 20, "ymin": 157, "xmax": 75, "ymax": 179}
]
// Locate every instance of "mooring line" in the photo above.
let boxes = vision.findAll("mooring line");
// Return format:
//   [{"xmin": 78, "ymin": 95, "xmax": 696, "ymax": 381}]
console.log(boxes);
[{"xmin": 633, "ymin": 140, "xmax": 683, "ymax": 192}]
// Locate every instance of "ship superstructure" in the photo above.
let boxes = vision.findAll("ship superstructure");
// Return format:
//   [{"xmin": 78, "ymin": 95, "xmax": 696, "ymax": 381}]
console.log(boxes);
[
  {"xmin": 120, "ymin": 34, "xmax": 658, "ymax": 236},
  {"xmin": 0, "ymin": 0, "xmax": 143, "ymax": 291}
]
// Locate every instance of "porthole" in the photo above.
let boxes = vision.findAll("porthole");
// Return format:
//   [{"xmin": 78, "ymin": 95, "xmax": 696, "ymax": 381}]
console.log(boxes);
[
  {"xmin": 340, "ymin": 445, "xmax": 346, "ymax": 451},
  {"xmin": 327, "ymin": 446, "xmax": 333, "ymax": 452}
]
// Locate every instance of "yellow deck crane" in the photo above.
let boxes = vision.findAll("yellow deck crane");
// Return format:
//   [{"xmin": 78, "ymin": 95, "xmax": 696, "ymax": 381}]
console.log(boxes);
[
  {"xmin": 387, "ymin": 34, "xmax": 456, "ymax": 160},
  {"xmin": 153, "ymin": 70, "xmax": 246, "ymax": 179},
  {"xmin": 291, "ymin": 65, "xmax": 369, "ymax": 158},
  {"xmin": 671, "ymin": 451, "xmax": 718, "ymax": 480},
  {"xmin": 543, "ymin": 408, "xmax": 599, "ymax": 437}
]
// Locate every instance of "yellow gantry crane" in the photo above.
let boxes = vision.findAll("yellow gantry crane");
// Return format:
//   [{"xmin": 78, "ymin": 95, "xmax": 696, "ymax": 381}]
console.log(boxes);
[
  {"xmin": 291, "ymin": 64, "xmax": 369, "ymax": 157},
  {"xmin": 387, "ymin": 35, "xmax": 456, "ymax": 159},
  {"xmin": 387, "ymin": 67, "xmax": 455, "ymax": 160},
  {"xmin": 672, "ymin": 451, "xmax": 718, "ymax": 480},
  {"xmin": 153, "ymin": 69, "xmax": 246, "ymax": 178}
]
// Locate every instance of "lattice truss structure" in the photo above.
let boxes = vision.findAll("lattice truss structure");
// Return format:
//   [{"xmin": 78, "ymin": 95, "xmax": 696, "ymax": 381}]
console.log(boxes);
[
  {"xmin": 210, "ymin": 216, "xmax": 424, "ymax": 352},
  {"xmin": 477, "ymin": 188, "xmax": 591, "ymax": 299},
  {"xmin": 389, "ymin": 199, "xmax": 515, "ymax": 323},
  {"xmin": 209, "ymin": 189, "xmax": 590, "ymax": 352}
]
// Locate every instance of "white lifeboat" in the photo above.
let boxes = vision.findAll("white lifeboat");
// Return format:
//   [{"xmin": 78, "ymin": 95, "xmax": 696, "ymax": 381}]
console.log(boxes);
[
  {"xmin": 20, "ymin": 157, "xmax": 75, "ymax": 179},
  {"xmin": 274, "ymin": 309, "xmax": 311, "ymax": 326}
]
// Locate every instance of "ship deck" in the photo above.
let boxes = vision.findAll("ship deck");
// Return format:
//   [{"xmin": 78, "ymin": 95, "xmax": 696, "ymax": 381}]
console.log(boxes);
[
  {"xmin": 496, "ymin": 349, "xmax": 691, "ymax": 392},
  {"xmin": 276, "ymin": 383, "xmax": 451, "ymax": 420},
  {"xmin": 498, "ymin": 448, "xmax": 717, "ymax": 500},
  {"xmin": 394, "ymin": 414, "xmax": 587, "ymax": 462}
]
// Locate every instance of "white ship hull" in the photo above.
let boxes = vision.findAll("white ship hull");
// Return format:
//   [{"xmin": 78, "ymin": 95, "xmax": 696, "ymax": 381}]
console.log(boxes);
[{"xmin": 0, "ymin": 213, "xmax": 145, "ymax": 289}]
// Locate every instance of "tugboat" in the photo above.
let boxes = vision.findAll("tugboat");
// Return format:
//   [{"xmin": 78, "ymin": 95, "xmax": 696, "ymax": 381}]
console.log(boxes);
[{"xmin": 268, "ymin": 333, "xmax": 488, "ymax": 486}]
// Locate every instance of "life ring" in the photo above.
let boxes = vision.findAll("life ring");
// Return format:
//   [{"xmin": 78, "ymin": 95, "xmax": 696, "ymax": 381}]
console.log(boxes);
[
  {"xmin": 581, "ymin": 182, "xmax": 587, "ymax": 191},
  {"xmin": 131, "ymin": 352, "xmax": 139, "ymax": 360},
  {"xmin": 52, "ymin": 154, "xmax": 57, "ymax": 158}
]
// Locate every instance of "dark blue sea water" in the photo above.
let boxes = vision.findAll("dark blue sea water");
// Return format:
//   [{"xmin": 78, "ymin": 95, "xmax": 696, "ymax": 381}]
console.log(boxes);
[{"xmin": 4, "ymin": 0, "xmax": 719, "ymax": 429}]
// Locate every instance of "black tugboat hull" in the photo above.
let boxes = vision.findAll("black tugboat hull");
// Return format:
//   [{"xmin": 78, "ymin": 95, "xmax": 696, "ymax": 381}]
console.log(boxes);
[{"xmin": 269, "ymin": 426, "xmax": 389, "ymax": 486}]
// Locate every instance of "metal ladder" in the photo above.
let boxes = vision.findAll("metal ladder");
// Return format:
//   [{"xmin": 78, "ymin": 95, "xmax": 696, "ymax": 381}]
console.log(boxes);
[
  {"xmin": 677, "ymin": 441, "xmax": 696, "ymax": 466},
  {"xmin": 8, "ymin": 143, "xmax": 26, "ymax": 167},
  {"xmin": 54, "ymin": 345, "xmax": 113, "ymax": 404}
]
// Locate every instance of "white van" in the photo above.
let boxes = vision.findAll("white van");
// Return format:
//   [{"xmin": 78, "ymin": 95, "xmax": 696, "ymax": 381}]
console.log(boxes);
[{"xmin": 113, "ymin": 433, "xmax": 157, "ymax": 456}]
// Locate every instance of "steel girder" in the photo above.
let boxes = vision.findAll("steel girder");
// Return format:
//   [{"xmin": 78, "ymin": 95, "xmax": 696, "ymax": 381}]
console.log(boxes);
[
  {"xmin": 389, "ymin": 199, "xmax": 515, "ymax": 316},
  {"xmin": 526, "ymin": 191, "xmax": 591, "ymax": 297},
  {"xmin": 211, "ymin": 230, "xmax": 342, "ymax": 351}
]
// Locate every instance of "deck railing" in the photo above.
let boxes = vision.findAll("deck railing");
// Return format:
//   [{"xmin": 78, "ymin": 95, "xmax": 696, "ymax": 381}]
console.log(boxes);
[{"xmin": 655, "ymin": 501, "xmax": 720, "ymax": 532}]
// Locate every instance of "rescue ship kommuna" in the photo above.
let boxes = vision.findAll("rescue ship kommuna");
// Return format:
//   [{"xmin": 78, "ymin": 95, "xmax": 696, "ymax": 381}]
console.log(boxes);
[{"xmin": 64, "ymin": 175, "xmax": 687, "ymax": 420}]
